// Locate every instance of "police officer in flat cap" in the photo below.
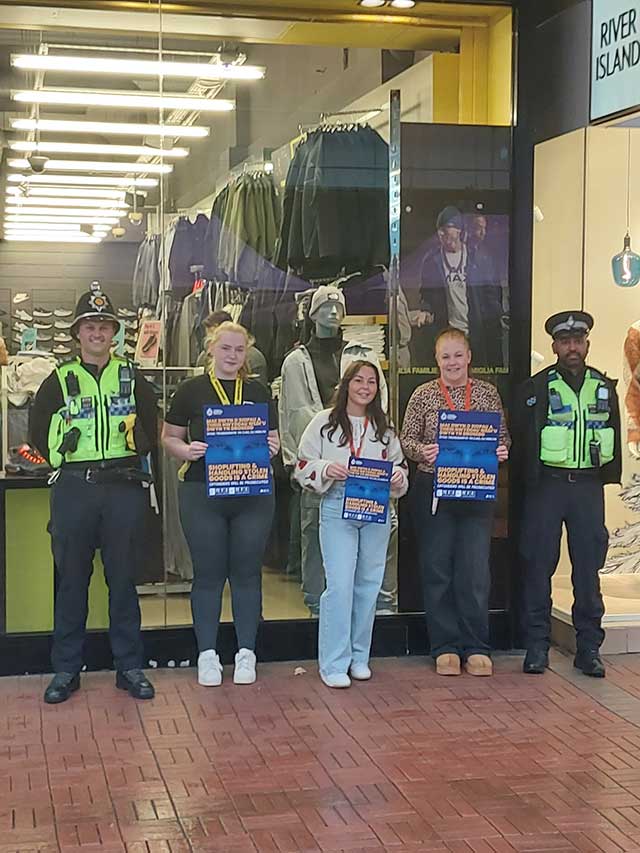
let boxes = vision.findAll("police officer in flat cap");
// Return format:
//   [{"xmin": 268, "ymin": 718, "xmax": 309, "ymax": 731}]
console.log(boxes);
[
  {"xmin": 516, "ymin": 311, "xmax": 621, "ymax": 677},
  {"xmin": 31, "ymin": 283, "xmax": 158, "ymax": 703}
]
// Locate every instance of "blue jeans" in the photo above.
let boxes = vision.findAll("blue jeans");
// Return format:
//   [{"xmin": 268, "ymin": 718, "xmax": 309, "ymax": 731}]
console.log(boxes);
[{"xmin": 318, "ymin": 483, "xmax": 391, "ymax": 677}]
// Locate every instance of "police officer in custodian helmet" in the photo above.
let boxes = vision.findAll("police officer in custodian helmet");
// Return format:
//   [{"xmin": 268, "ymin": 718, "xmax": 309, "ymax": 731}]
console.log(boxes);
[
  {"xmin": 516, "ymin": 311, "xmax": 622, "ymax": 678},
  {"xmin": 31, "ymin": 285, "xmax": 158, "ymax": 703}
]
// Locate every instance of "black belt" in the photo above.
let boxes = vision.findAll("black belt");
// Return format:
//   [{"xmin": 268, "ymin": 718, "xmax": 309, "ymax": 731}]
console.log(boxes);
[
  {"xmin": 541, "ymin": 466, "xmax": 600, "ymax": 484},
  {"xmin": 58, "ymin": 465, "xmax": 152, "ymax": 485}
]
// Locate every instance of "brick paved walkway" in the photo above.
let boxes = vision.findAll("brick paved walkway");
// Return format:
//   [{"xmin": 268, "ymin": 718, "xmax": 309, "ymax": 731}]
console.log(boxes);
[{"xmin": 4, "ymin": 652, "xmax": 640, "ymax": 852}]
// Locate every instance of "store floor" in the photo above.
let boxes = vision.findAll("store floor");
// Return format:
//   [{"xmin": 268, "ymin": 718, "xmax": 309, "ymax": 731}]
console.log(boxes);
[
  {"xmin": 139, "ymin": 566, "xmax": 309, "ymax": 628},
  {"xmin": 4, "ymin": 650, "xmax": 640, "ymax": 851}
]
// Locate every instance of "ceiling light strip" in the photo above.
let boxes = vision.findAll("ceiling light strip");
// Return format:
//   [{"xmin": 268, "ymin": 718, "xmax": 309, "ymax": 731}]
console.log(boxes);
[
  {"xmin": 8, "ymin": 159, "xmax": 172, "ymax": 175},
  {"xmin": 10, "ymin": 141, "xmax": 189, "ymax": 158},
  {"xmin": 13, "ymin": 90, "xmax": 235, "ymax": 112},
  {"xmin": 11, "ymin": 53, "xmax": 265, "ymax": 81},
  {"xmin": 7, "ymin": 197, "xmax": 129, "ymax": 209},
  {"xmin": 11, "ymin": 118, "xmax": 209, "ymax": 138},
  {"xmin": 6, "ymin": 206, "xmax": 126, "ymax": 217},
  {"xmin": 6, "ymin": 187, "xmax": 129, "ymax": 199},
  {"xmin": 8, "ymin": 174, "xmax": 158, "ymax": 187}
]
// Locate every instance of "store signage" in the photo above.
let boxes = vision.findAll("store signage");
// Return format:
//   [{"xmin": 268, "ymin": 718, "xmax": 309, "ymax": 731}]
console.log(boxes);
[{"xmin": 592, "ymin": 0, "xmax": 640, "ymax": 119}]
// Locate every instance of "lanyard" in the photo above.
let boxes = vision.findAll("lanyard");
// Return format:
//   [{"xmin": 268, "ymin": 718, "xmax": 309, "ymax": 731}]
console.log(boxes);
[
  {"xmin": 439, "ymin": 378, "xmax": 472, "ymax": 411},
  {"xmin": 349, "ymin": 418, "xmax": 369, "ymax": 458},
  {"xmin": 209, "ymin": 373, "xmax": 243, "ymax": 405}
]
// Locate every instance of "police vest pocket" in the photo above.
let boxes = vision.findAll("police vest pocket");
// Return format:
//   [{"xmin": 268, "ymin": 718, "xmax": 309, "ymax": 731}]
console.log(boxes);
[
  {"xmin": 598, "ymin": 427, "xmax": 615, "ymax": 463},
  {"xmin": 540, "ymin": 425, "xmax": 570, "ymax": 463}
]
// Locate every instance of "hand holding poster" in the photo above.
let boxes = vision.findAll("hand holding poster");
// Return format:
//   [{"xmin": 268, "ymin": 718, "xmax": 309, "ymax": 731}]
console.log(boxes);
[
  {"xmin": 434, "ymin": 410, "xmax": 499, "ymax": 501},
  {"xmin": 203, "ymin": 403, "xmax": 271, "ymax": 498},
  {"xmin": 342, "ymin": 456, "xmax": 393, "ymax": 523}
]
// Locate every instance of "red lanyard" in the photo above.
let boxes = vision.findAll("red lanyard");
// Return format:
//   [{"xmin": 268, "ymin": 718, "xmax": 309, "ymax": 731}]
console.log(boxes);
[
  {"xmin": 439, "ymin": 378, "xmax": 472, "ymax": 411},
  {"xmin": 349, "ymin": 418, "xmax": 369, "ymax": 458}
]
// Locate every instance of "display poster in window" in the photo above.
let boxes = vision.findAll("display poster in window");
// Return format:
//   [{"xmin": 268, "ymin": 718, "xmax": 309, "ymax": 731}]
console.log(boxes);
[
  {"xmin": 434, "ymin": 410, "xmax": 500, "ymax": 501},
  {"xmin": 134, "ymin": 320, "xmax": 161, "ymax": 367},
  {"xmin": 342, "ymin": 457, "xmax": 393, "ymax": 523},
  {"xmin": 203, "ymin": 403, "xmax": 272, "ymax": 498}
]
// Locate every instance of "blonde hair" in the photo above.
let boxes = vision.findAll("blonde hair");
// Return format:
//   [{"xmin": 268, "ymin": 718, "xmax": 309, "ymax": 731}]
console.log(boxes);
[
  {"xmin": 435, "ymin": 327, "xmax": 470, "ymax": 354},
  {"xmin": 207, "ymin": 321, "xmax": 252, "ymax": 380}
]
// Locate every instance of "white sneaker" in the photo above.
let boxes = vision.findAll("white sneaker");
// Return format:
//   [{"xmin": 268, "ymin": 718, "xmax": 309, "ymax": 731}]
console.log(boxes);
[
  {"xmin": 349, "ymin": 663, "xmax": 372, "ymax": 681},
  {"xmin": 198, "ymin": 650, "xmax": 222, "ymax": 686},
  {"xmin": 233, "ymin": 648, "xmax": 256, "ymax": 684},
  {"xmin": 321, "ymin": 672, "xmax": 351, "ymax": 688}
]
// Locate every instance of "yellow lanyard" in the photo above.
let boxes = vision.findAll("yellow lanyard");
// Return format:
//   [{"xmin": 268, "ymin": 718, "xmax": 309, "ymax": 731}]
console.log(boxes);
[{"xmin": 209, "ymin": 372, "xmax": 243, "ymax": 405}]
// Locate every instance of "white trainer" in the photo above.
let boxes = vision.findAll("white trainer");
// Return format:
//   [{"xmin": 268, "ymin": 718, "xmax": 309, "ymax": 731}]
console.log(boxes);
[
  {"xmin": 198, "ymin": 650, "xmax": 222, "ymax": 686},
  {"xmin": 233, "ymin": 648, "xmax": 257, "ymax": 684},
  {"xmin": 321, "ymin": 672, "xmax": 351, "ymax": 688},
  {"xmin": 349, "ymin": 663, "xmax": 372, "ymax": 681}
]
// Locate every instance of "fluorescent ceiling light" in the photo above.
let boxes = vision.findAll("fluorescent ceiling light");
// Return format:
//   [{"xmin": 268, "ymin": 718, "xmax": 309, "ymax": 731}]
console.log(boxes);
[
  {"xmin": 13, "ymin": 89, "xmax": 235, "ymax": 112},
  {"xmin": 389, "ymin": 0, "xmax": 416, "ymax": 7},
  {"xmin": 6, "ymin": 205, "xmax": 126, "ymax": 217},
  {"xmin": 9, "ymin": 158, "xmax": 172, "ymax": 175},
  {"xmin": 7, "ymin": 186, "xmax": 129, "ymax": 199},
  {"xmin": 11, "ymin": 118, "xmax": 209, "ymax": 138},
  {"xmin": 5, "ymin": 215, "xmax": 120, "ymax": 225},
  {"xmin": 4, "ymin": 222, "xmax": 82, "ymax": 231},
  {"xmin": 8, "ymin": 173, "xmax": 158, "ymax": 187},
  {"xmin": 358, "ymin": 0, "xmax": 386, "ymax": 6},
  {"xmin": 10, "ymin": 141, "xmax": 188, "ymax": 158},
  {"xmin": 8, "ymin": 196, "xmax": 128, "ymax": 209},
  {"xmin": 12, "ymin": 53, "xmax": 265, "ymax": 81},
  {"xmin": 3, "ymin": 234, "xmax": 102, "ymax": 243}
]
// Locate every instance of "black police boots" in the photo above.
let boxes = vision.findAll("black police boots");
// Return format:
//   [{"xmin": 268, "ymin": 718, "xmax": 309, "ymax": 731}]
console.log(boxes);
[
  {"xmin": 574, "ymin": 650, "xmax": 606, "ymax": 678},
  {"xmin": 116, "ymin": 669, "xmax": 155, "ymax": 699},
  {"xmin": 44, "ymin": 672, "xmax": 80, "ymax": 704},
  {"xmin": 523, "ymin": 648, "xmax": 549, "ymax": 674}
]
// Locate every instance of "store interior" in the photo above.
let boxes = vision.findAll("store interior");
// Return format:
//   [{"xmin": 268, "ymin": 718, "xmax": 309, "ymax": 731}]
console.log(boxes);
[
  {"xmin": 533, "ymin": 120, "xmax": 640, "ymax": 640},
  {"xmin": 0, "ymin": 0, "xmax": 512, "ymax": 634}
]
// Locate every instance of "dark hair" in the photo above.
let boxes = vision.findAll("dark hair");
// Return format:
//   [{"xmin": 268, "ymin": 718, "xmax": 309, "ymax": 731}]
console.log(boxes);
[
  {"xmin": 204, "ymin": 310, "xmax": 233, "ymax": 330},
  {"xmin": 321, "ymin": 360, "xmax": 390, "ymax": 447}
]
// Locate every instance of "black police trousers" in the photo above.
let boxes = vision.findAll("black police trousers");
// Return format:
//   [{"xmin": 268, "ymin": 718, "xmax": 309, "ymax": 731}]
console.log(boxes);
[
  {"xmin": 49, "ymin": 472, "xmax": 146, "ymax": 673},
  {"xmin": 520, "ymin": 470, "xmax": 607, "ymax": 654}
]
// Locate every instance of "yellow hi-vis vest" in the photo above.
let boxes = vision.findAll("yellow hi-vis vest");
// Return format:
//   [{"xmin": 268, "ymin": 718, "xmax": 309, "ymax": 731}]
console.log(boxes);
[
  {"xmin": 540, "ymin": 368, "xmax": 615, "ymax": 469},
  {"xmin": 47, "ymin": 357, "xmax": 137, "ymax": 468}
]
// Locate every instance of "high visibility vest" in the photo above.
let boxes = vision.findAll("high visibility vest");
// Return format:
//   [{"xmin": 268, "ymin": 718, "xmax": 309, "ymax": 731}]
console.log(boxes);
[
  {"xmin": 540, "ymin": 369, "xmax": 615, "ymax": 469},
  {"xmin": 47, "ymin": 357, "xmax": 137, "ymax": 468}
]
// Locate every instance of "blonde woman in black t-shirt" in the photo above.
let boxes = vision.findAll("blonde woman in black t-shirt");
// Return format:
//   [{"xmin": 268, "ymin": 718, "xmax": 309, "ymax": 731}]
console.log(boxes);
[{"xmin": 162, "ymin": 322, "xmax": 279, "ymax": 687}]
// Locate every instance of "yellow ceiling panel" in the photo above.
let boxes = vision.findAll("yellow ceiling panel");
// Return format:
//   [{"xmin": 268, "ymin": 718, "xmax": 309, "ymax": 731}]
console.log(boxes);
[{"xmin": 278, "ymin": 21, "xmax": 461, "ymax": 50}]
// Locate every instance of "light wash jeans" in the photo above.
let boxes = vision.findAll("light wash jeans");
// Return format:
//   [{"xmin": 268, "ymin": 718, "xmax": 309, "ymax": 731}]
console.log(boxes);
[{"xmin": 318, "ymin": 483, "xmax": 392, "ymax": 677}]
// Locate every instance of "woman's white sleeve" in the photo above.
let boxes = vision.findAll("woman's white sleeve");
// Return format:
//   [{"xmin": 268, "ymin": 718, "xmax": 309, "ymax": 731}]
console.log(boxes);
[
  {"xmin": 293, "ymin": 415, "xmax": 334, "ymax": 494},
  {"xmin": 389, "ymin": 433, "xmax": 410, "ymax": 498}
]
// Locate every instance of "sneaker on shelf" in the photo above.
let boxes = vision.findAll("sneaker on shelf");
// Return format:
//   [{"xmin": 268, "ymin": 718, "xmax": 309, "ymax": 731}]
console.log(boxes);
[
  {"xmin": 37, "ymin": 334, "xmax": 53, "ymax": 342},
  {"xmin": 233, "ymin": 648, "xmax": 257, "ymax": 684},
  {"xmin": 118, "ymin": 308, "xmax": 136, "ymax": 318},
  {"xmin": 13, "ymin": 321, "xmax": 27, "ymax": 332},
  {"xmin": 124, "ymin": 344, "xmax": 136, "ymax": 356},
  {"xmin": 6, "ymin": 444, "xmax": 51, "ymax": 476},
  {"xmin": 33, "ymin": 308, "xmax": 53, "ymax": 318},
  {"xmin": 13, "ymin": 293, "xmax": 30, "ymax": 304},
  {"xmin": 54, "ymin": 320, "xmax": 73, "ymax": 329},
  {"xmin": 53, "ymin": 345, "xmax": 71, "ymax": 355},
  {"xmin": 53, "ymin": 333, "xmax": 72, "ymax": 343},
  {"xmin": 54, "ymin": 308, "xmax": 72, "ymax": 317},
  {"xmin": 198, "ymin": 650, "xmax": 223, "ymax": 686},
  {"xmin": 33, "ymin": 322, "xmax": 53, "ymax": 330},
  {"xmin": 14, "ymin": 309, "xmax": 32, "ymax": 322}
]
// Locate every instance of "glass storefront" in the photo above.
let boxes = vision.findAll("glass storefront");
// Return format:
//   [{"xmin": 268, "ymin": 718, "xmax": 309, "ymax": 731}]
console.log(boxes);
[
  {"xmin": 532, "ymin": 123, "xmax": 640, "ymax": 646},
  {"xmin": 0, "ymin": 0, "xmax": 513, "ymax": 652}
]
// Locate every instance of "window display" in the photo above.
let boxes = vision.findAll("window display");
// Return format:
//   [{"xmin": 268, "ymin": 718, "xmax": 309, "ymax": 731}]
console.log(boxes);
[{"xmin": 0, "ymin": 0, "xmax": 514, "ymax": 673}]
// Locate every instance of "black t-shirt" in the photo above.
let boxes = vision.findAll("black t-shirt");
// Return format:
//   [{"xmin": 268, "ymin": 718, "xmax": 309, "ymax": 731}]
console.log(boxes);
[{"xmin": 165, "ymin": 375, "xmax": 277, "ymax": 482}]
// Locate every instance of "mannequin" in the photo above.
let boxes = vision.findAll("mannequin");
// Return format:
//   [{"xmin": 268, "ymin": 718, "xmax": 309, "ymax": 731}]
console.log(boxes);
[
  {"xmin": 624, "ymin": 322, "xmax": 640, "ymax": 458},
  {"xmin": 279, "ymin": 285, "xmax": 390, "ymax": 615}
]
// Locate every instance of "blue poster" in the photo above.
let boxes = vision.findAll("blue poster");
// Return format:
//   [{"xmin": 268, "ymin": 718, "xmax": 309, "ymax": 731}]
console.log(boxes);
[
  {"xmin": 342, "ymin": 456, "xmax": 393, "ymax": 524},
  {"xmin": 434, "ymin": 410, "xmax": 500, "ymax": 501},
  {"xmin": 203, "ymin": 403, "xmax": 272, "ymax": 498}
]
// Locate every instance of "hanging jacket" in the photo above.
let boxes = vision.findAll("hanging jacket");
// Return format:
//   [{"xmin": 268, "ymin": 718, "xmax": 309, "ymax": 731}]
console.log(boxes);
[
  {"xmin": 278, "ymin": 339, "xmax": 388, "ymax": 467},
  {"xmin": 47, "ymin": 357, "xmax": 138, "ymax": 468}
]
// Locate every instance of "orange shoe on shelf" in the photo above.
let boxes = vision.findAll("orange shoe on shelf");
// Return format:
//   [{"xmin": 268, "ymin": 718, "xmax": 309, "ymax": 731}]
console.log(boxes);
[
  {"xmin": 465, "ymin": 654, "xmax": 493, "ymax": 677},
  {"xmin": 435, "ymin": 653, "xmax": 461, "ymax": 676}
]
